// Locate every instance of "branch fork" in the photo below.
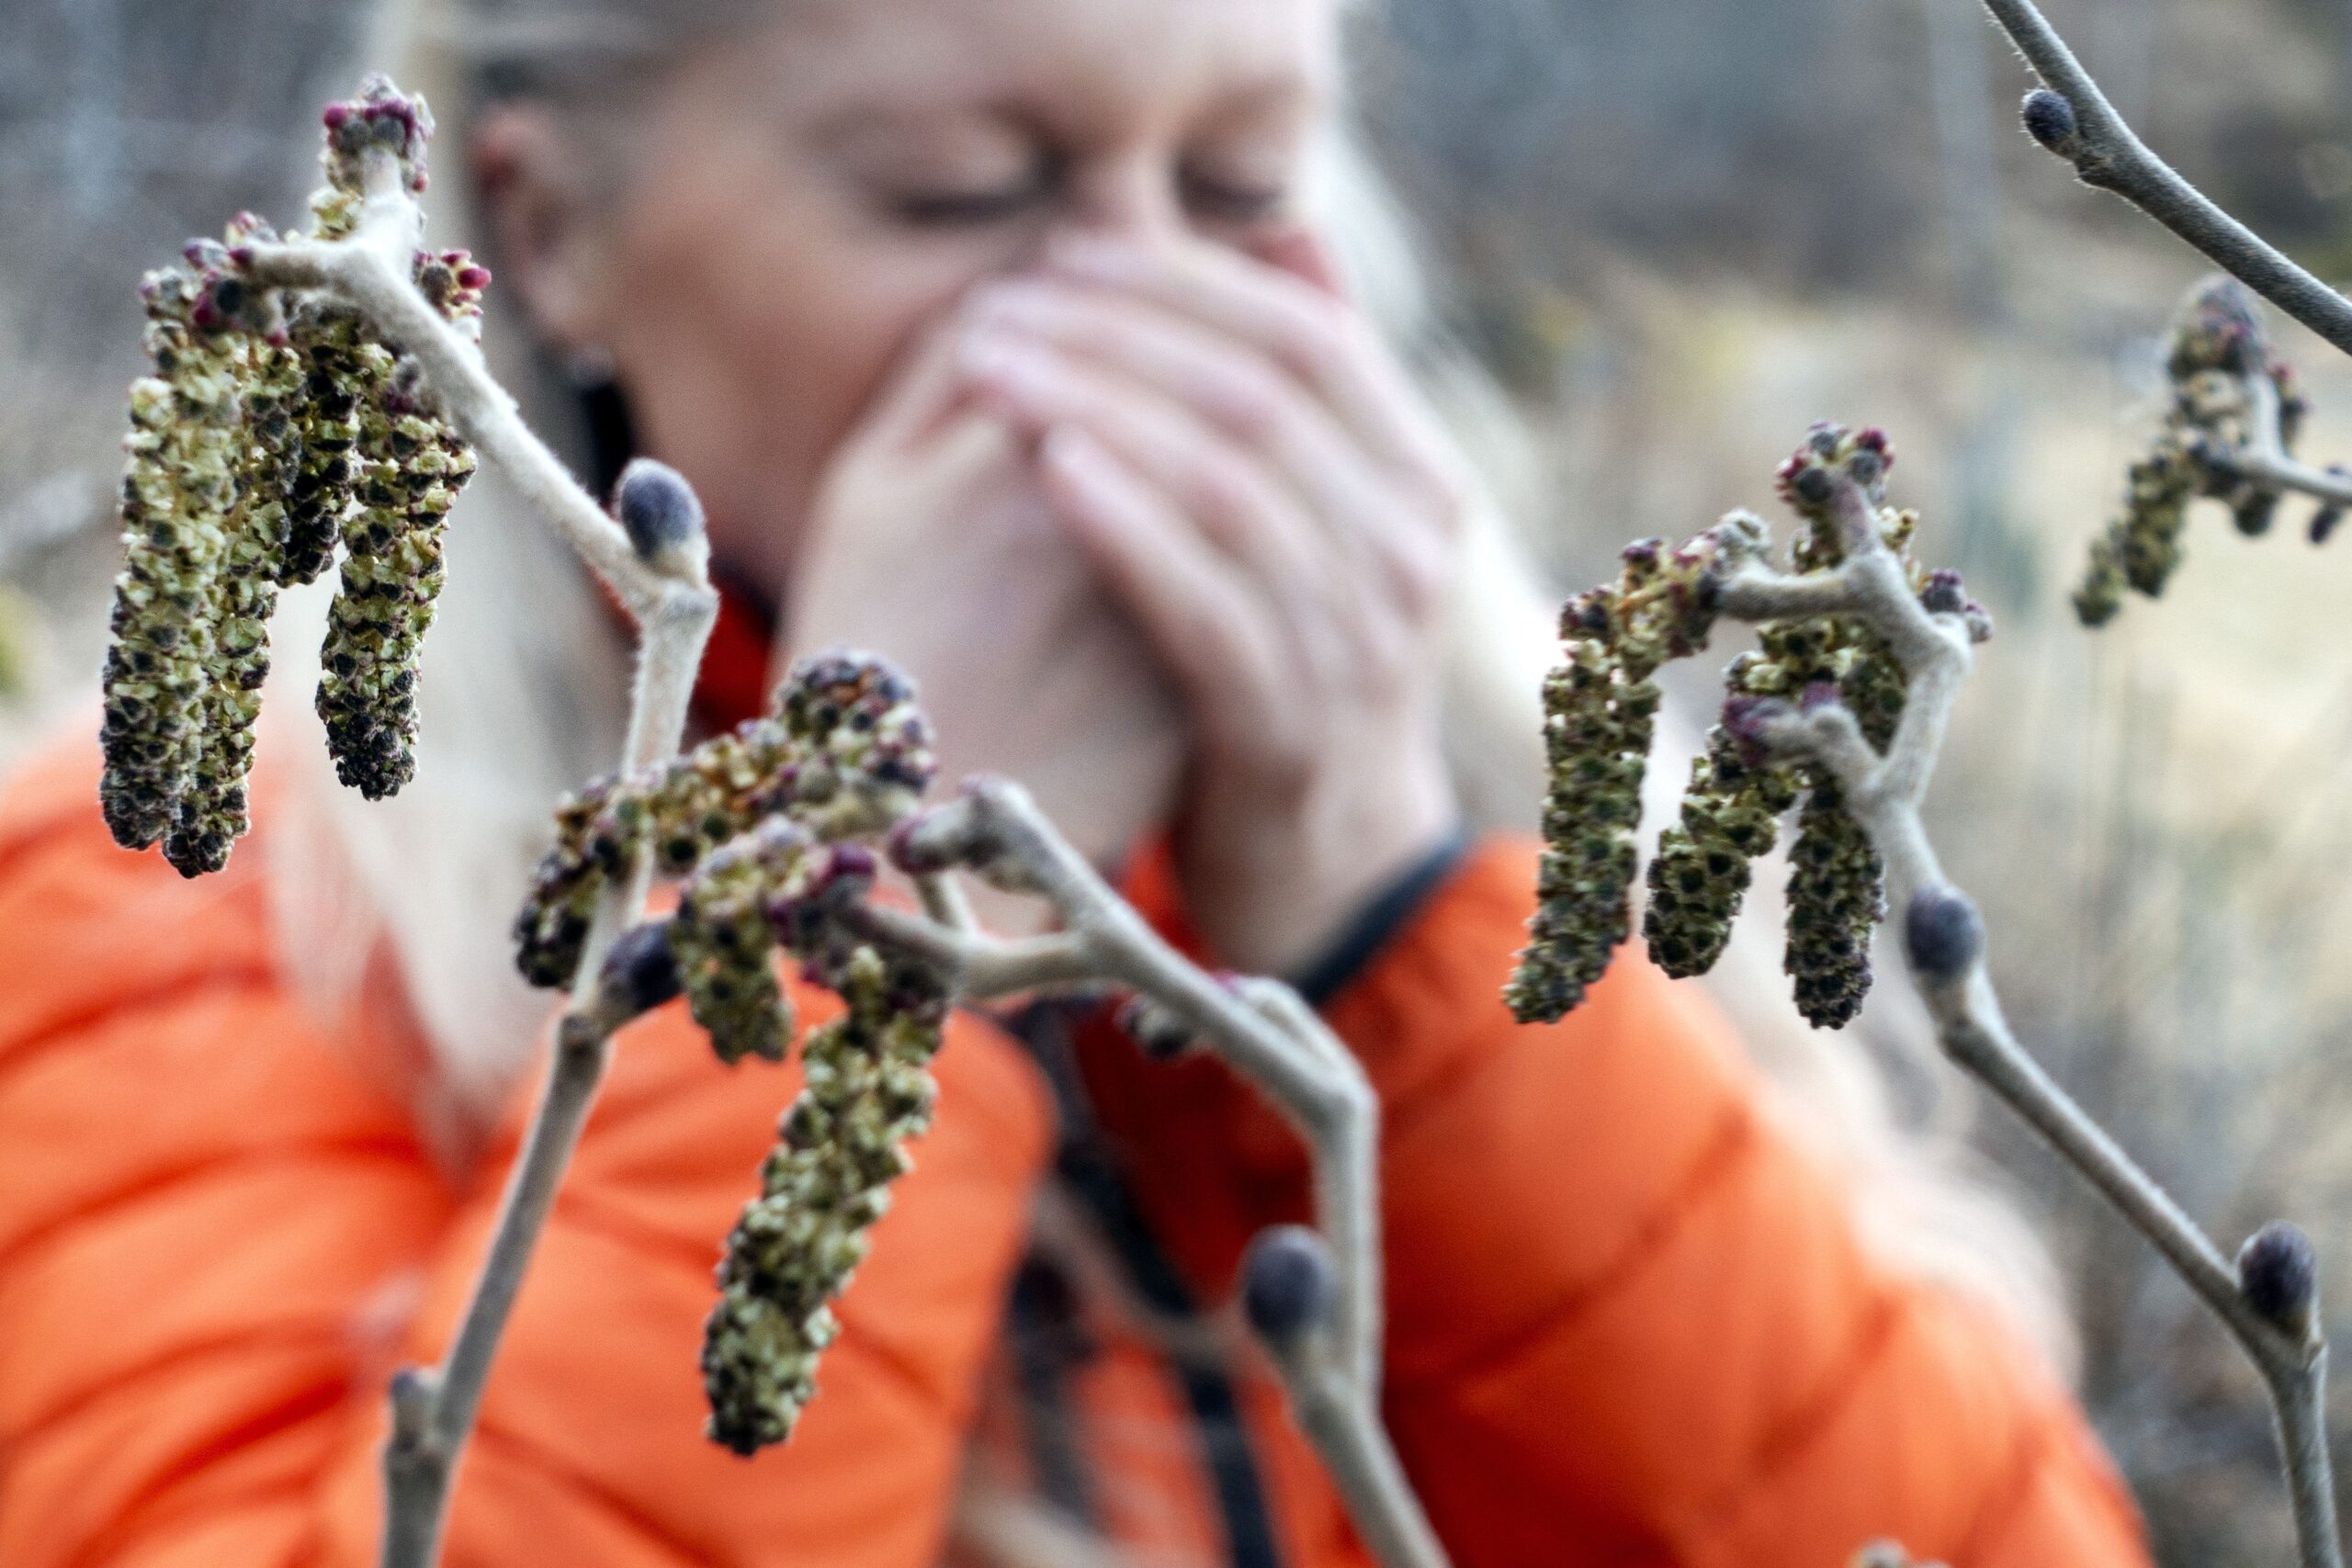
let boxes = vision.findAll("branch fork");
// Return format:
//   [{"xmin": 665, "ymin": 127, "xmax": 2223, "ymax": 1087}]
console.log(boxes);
[{"xmin": 1709, "ymin": 457, "xmax": 2341, "ymax": 1568}]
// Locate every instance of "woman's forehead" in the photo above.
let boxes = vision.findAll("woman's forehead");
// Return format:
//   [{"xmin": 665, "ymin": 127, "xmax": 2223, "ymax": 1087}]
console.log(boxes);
[{"xmin": 732, "ymin": 0, "xmax": 1339, "ymax": 126}]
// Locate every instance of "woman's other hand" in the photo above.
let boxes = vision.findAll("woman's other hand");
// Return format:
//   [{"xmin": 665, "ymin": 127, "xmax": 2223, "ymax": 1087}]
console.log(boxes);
[
  {"xmin": 961, "ymin": 231, "xmax": 1465, "ymax": 976},
  {"xmin": 784, "ymin": 302, "xmax": 1190, "ymax": 884}
]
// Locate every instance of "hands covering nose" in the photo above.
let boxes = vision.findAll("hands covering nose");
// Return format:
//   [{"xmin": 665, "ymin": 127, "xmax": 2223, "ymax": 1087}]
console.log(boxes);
[{"xmin": 797, "ymin": 231, "xmax": 1466, "ymax": 975}]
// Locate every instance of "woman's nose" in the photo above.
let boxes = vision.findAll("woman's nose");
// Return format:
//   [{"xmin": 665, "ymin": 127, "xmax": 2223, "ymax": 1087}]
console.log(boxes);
[{"xmin": 1055, "ymin": 153, "xmax": 1187, "ymax": 251}]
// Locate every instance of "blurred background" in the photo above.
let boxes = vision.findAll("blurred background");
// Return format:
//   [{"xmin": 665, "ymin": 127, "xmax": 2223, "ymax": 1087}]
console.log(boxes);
[{"xmin": 6, "ymin": 1, "xmax": 2352, "ymax": 1562}]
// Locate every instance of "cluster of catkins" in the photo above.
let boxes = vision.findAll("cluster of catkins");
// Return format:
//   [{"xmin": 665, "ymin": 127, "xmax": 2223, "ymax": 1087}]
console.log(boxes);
[
  {"xmin": 2075, "ymin": 276, "xmax": 2335, "ymax": 626},
  {"xmin": 514, "ymin": 652, "xmax": 950, "ymax": 1453},
  {"xmin": 1509, "ymin": 423, "xmax": 1990, "ymax": 1032},
  {"xmin": 98, "ymin": 75, "xmax": 485, "ymax": 876}
]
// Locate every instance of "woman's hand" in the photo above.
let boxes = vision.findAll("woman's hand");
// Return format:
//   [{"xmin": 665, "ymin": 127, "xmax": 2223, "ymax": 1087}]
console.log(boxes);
[
  {"xmin": 957, "ymin": 231, "xmax": 1466, "ymax": 976},
  {"xmin": 783, "ymin": 303, "xmax": 1190, "ymax": 887}
]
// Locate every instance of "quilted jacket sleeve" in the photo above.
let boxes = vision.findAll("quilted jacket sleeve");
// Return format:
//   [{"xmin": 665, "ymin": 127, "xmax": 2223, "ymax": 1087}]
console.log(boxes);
[
  {"xmin": 1076, "ymin": 835, "xmax": 2152, "ymax": 1568},
  {"xmin": 0, "ymin": 739, "xmax": 1056, "ymax": 1568}
]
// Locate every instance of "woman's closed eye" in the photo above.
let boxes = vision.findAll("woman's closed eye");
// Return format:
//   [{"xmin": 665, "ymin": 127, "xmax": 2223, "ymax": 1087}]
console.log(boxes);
[
  {"xmin": 884, "ymin": 159, "xmax": 1061, "ymax": 227},
  {"xmin": 1180, "ymin": 169, "xmax": 1290, "ymax": 227}
]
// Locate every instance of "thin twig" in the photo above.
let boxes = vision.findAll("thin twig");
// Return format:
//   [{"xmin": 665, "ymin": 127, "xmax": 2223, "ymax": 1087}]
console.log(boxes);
[
  {"xmin": 1978, "ymin": 0, "xmax": 2352, "ymax": 359},
  {"xmin": 2231, "ymin": 371, "xmax": 2352, "ymax": 508},
  {"xmin": 809, "ymin": 779, "xmax": 1442, "ymax": 1567},
  {"xmin": 1722, "ymin": 468, "xmax": 2342, "ymax": 1568},
  {"xmin": 239, "ymin": 154, "xmax": 689, "ymax": 625},
  {"xmin": 251, "ymin": 147, "xmax": 720, "ymax": 1568}
]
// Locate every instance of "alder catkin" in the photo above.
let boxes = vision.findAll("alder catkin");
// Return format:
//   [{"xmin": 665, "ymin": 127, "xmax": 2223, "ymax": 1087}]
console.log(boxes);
[
  {"xmin": 1506, "ymin": 527, "xmax": 1736, "ymax": 1023},
  {"xmin": 97, "ymin": 73, "xmax": 485, "ymax": 871},
  {"xmin": 2076, "ymin": 276, "xmax": 2309, "ymax": 626},
  {"xmin": 100, "ymin": 265, "xmax": 243, "ymax": 852},
  {"xmin": 702, "ymin": 942, "xmax": 947, "ymax": 1453}
]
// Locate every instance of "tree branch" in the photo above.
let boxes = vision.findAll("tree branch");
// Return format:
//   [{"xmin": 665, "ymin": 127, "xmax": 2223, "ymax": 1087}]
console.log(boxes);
[
  {"xmin": 256, "ymin": 147, "xmax": 722, "ymax": 1568},
  {"xmin": 1724, "ymin": 466, "xmax": 2343, "ymax": 1568},
  {"xmin": 1979, "ymin": 0, "xmax": 2352, "ymax": 359},
  {"xmin": 606, "ymin": 776, "xmax": 1445, "ymax": 1568}
]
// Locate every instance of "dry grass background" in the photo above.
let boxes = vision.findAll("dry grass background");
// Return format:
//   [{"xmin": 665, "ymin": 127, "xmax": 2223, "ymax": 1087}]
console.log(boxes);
[{"xmin": 8, "ymin": 0, "xmax": 2352, "ymax": 1562}]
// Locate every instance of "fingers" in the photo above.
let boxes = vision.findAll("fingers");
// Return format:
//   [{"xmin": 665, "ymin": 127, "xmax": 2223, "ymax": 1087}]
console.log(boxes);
[
  {"xmin": 854, "ymin": 297, "xmax": 997, "ymax": 454},
  {"xmin": 968, "ymin": 278, "xmax": 1451, "ymax": 625},
  {"xmin": 1035, "ymin": 427, "xmax": 1295, "ymax": 757},
  {"xmin": 1042, "ymin": 231, "xmax": 1464, "ymax": 510},
  {"xmin": 976, "ymin": 282, "xmax": 1364, "ymax": 525},
  {"xmin": 964, "ymin": 332, "xmax": 1364, "ymax": 694}
]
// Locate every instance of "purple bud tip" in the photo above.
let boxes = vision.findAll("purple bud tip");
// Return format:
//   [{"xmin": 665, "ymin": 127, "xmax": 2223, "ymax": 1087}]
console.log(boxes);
[
  {"xmin": 1241, "ymin": 1225, "xmax": 1336, "ymax": 1343},
  {"xmin": 1920, "ymin": 569, "xmax": 1967, "ymax": 617},
  {"xmin": 2021, "ymin": 89, "xmax": 2077, "ymax": 152},
  {"xmin": 1855, "ymin": 427, "xmax": 1892, "ymax": 459},
  {"xmin": 613, "ymin": 458, "xmax": 706, "ymax": 561},
  {"xmin": 830, "ymin": 843, "xmax": 879, "ymax": 884},
  {"xmin": 887, "ymin": 816, "xmax": 947, "ymax": 876},
  {"xmin": 602, "ymin": 921, "xmax": 683, "ymax": 1014},
  {"xmin": 1621, "ymin": 537, "xmax": 1663, "ymax": 570},
  {"xmin": 456, "ymin": 264, "xmax": 492, "ymax": 290},
  {"xmin": 1722, "ymin": 694, "xmax": 1792, "ymax": 767},
  {"xmin": 2238, "ymin": 1222, "xmax": 2320, "ymax": 1329},
  {"xmin": 323, "ymin": 103, "xmax": 351, "ymax": 130},
  {"xmin": 1903, "ymin": 886, "xmax": 1984, "ymax": 982}
]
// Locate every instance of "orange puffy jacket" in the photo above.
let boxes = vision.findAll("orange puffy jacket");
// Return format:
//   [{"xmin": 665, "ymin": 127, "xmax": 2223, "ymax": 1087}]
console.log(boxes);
[{"xmin": 0, "ymin": 734, "xmax": 2148, "ymax": 1567}]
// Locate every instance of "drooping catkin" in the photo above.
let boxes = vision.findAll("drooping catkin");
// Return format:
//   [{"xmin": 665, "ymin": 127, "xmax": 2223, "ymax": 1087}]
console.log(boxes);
[
  {"xmin": 313, "ymin": 355, "xmax": 475, "ymax": 800},
  {"xmin": 702, "ymin": 942, "xmax": 948, "ymax": 1454},
  {"xmin": 1769, "ymin": 425, "xmax": 1908, "ymax": 1029},
  {"xmin": 1505, "ymin": 525, "xmax": 1743, "ymax": 1023},
  {"xmin": 513, "ymin": 652, "xmax": 946, "ymax": 1452},
  {"xmin": 100, "ymin": 265, "xmax": 243, "ymax": 852},
  {"xmin": 164, "ymin": 316, "xmax": 306, "ymax": 875},
  {"xmin": 670, "ymin": 818, "xmax": 817, "ymax": 1066},
  {"xmin": 2075, "ymin": 276, "xmax": 2315, "ymax": 626},
  {"xmin": 96, "ymin": 73, "xmax": 486, "ymax": 872},
  {"xmin": 1643, "ymin": 709, "xmax": 1800, "ymax": 979}
]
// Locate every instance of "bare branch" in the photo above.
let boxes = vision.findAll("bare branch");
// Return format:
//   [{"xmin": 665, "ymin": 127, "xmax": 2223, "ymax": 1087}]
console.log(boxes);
[
  {"xmin": 1979, "ymin": 0, "xmax": 2352, "ymax": 359},
  {"xmin": 569, "ymin": 770, "xmax": 1442, "ymax": 1565},
  {"xmin": 248, "ymin": 152, "xmax": 726, "ymax": 1568},
  {"xmin": 1722, "ymin": 462, "xmax": 2344, "ymax": 1568},
  {"xmin": 239, "ymin": 150, "xmax": 705, "ymax": 626}
]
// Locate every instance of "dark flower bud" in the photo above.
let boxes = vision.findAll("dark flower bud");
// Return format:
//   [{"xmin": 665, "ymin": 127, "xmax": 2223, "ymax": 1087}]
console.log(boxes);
[
  {"xmin": 600, "ymin": 919, "xmax": 684, "ymax": 1017},
  {"xmin": 1721, "ymin": 694, "xmax": 1794, "ymax": 767},
  {"xmin": 2020, "ymin": 88, "xmax": 2077, "ymax": 153},
  {"xmin": 615, "ymin": 457, "xmax": 707, "ymax": 563},
  {"xmin": 1116, "ymin": 993, "xmax": 1199, "ymax": 1060},
  {"xmin": 2238, "ymin": 1221, "xmax": 2320, "ymax": 1333},
  {"xmin": 1792, "ymin": 466, "xmax": 1834, "ymax": 507},
  {"xmin": 1241, "ymin": 1225, "xmax": 1337, "ymax": 1345},
  {"xmin": 2232, "ymin": 489, "xmax": 2280, "ymax": 538},
  {"xmin": 1903, "ymin": 886, "xmax": 1984, "ymax": 983},
  {"xmin": 1919, "ymin": 569, "xmax": 1967, "ymax": 617}
]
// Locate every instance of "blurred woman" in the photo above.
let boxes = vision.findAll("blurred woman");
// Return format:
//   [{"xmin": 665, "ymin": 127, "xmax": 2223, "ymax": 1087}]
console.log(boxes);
[{"xmin": 0, "ymin": 0, "xmax": 2148, "ymax": 1563}]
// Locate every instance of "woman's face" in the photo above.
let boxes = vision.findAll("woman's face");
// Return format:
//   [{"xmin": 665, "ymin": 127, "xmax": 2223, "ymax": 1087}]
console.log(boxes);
[{"xmin": 481, "ymin": 0, "xmax": 1341, "ymax": 592}]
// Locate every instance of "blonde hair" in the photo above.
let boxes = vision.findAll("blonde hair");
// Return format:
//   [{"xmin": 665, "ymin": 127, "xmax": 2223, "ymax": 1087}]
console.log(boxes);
[{"xmin": 289, "ymin": 0, "xmax": 2068, "ymax": 1439}]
